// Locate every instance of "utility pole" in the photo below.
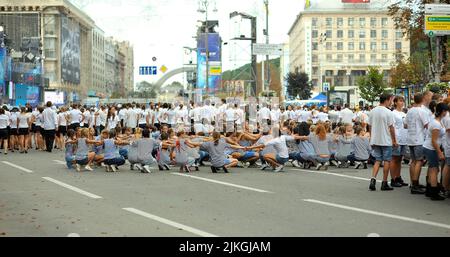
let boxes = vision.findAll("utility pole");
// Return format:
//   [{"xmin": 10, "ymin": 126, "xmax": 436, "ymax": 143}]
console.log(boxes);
[
  {"xmin": 264, "ymin": 0, "xmax": 270, "ymax": 93},
  {"xmin": 432, "ymin": 0, "xmax": 443, "ymax": 83}
]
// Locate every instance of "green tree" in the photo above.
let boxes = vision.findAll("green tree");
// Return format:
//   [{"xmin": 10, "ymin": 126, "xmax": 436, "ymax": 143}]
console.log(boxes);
[
  {"xmin": 285, "ymin": 71, "xmax": 312, "ymax": 100},
  {"xmin": 357, "ymin": 67, "xmax": 387, "ymax": 104}
]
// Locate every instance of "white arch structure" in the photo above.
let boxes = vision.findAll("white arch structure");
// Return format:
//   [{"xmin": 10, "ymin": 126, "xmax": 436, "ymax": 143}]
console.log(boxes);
[{"xmin": 154, "ymin": 65, "xmax": 197, "ymax": 89}]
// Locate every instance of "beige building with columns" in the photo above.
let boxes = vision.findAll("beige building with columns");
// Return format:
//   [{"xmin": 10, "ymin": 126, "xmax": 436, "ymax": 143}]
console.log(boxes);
[{"xmin": 288, "ymin": 0, "xmax": 410, "ymax": 103}]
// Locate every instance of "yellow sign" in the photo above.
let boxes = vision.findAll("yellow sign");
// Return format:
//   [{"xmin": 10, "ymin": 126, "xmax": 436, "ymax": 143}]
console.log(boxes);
[
  {"xmin": 425, "ymin": 15, "xmax": 450, "ymax": 33},
  {"xmin": 209, "ymin": 66, "xmax": 221, "ymax": 75},
  {"xmin": 160, "ymin": 65, "xmax": 168, "ymax": 73}
]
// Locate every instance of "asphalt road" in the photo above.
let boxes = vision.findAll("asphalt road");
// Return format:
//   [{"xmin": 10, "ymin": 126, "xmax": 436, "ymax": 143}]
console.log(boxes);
[{"xmin": 1, "ymin": 150, "xmax": 449, "ymax": 237}]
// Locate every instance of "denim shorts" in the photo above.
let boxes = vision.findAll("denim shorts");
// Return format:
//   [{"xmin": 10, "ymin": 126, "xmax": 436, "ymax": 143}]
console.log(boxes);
[
  {"xmin": 276, "ymin": 155, "xmax": 289, "ymax": 165},
  {"xmin": 371, "ymin": 145, "xmax": 393, "ymax": 162},
  {"xmin": 409, "ymin": 145, "xmax": 424, "ymax": 161},
  {"xmin": 75, "ymin": 158, "xmax": 89, "ymax": 165},
  {"xmin": 239, "ymin": 151, "xmax": 256, "ymax": 161},
  {"xmin": 423, "ymin": 147, "xmax": 440, "ymax": 168},
  {"xmin": 392, "ymin": 145, "xmax": 407, "ymax": 157}
]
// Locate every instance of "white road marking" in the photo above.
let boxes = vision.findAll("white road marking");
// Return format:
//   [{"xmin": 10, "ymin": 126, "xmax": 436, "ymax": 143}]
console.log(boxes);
[
  {"xmin": 292, "ymin": 168, "xmax": 381, "ymax": 183},
  {"xmin": 171, "ymin": 172, "xmax": 273, "ymax": 193},
  {"xmin": 67, "ymin": 233, "xmax": 80, "ymax": 237},
  {"xmin": 367, "ymin": 233, "xmax": 380, "ymax": 237},
  {"xmin": 304, "ymin": 199, "xmax": 450, "ymax": 230},
  {"xmin": 2, "ymin": 161, "xmax": 34, "ymax": 173},
  {"xmin": 53, "ymin": 160, "xmax": 66, "ymax": 165},
  {"xmin": 42, "ymin": 177, "xmax": 103, "ymax": 199},
  {"xmin": 123, "ymin": 207, "xmax": 218, "ymax": 237}
]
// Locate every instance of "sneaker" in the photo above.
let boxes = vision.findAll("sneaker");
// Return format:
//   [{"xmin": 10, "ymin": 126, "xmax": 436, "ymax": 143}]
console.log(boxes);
[
  {"xmin": 75, "ymin": 164, "xmax": 81, "ymax": 172},
  {"xmin": 163, "ymin": 164, "xmax": 170, "ymax": 170},
  {"xmin": 110, "ymin": 165, "xmax": 117, "ymax": 172},
  {"xmin": 105, "ymin": 165, "xmax": 111, "ymax": 172},
  {"xmin": 130, "ymin": 164, "xmax": 135, "ymax": 170},
  {"xmin": 410, "ymin": 185, "xmax": 426, "ymax": 194},
  {"xmin": 390, "ymin": 179, "xmax": 402, "ymax": 188},
  {"xmin": 158, "ymin": 165, "xmax": 164, "ymax": 171},
  {"xmin": 85, "ymin": 165, "xmax": 93, "ymax": 171},
  {"xmin": 115, "ymin": 165, "xmax": 120, "ymax": 171},
  {"xmin": 355, "ymin": 161, "xmax": 362, "ymax": 169},
  {"xmin": 381, "ymin": 181, "xmax": 394, "ymax": 191},
  {"xmin": 274, "ymin": 165, "xmax": 284, "ymax": 172},
  {"xmin": 260, "ymin": 163, "xmax": 269, "ymax": 170},
  {"xmin": 330, "ymin": 160, "xmax": 339, "ymax": 167},
  {"xmin": 369, "ymin": 178, "xmax": 376, "ymax": 191},
  {"xmin": 316, "ymin": 163, "xmax": 323, "ymax": 170},
  {"xmin": 135, "ymin": 164, "xmax": 143, "ymax": 172},
  {"xmin": 363, "ymin": 162, "xmax": 368, "ymax": 169},
  {"xmin": 320, "ymin": 162, "xmax": 329, "ymax": 170},
  {"xmin": 142, "ymin": 165, "xmax": 151, "ymax": 173},
  {"xmin": 292, "ymin": 160, "xmax": 301, "ymax": 168}
]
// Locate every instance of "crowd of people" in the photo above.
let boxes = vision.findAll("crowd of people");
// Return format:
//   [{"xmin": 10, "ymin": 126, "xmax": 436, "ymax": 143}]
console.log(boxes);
[{"xmin": 0, "ymin": 90, "xmax": 449, "ymax": 201}]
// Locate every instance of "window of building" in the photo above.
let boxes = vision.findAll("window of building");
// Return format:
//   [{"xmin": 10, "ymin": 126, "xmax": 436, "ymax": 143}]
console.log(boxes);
[
  {"xmin": 359, "ymin": 30, "xmax": 366, "ymax": 38},
  {"xmin": 370, "ymin": 42, "xmax": 377, "ymax": 51},
  {"xmin": 360, "ymin": 54, "xmax": 365, "ymax": 61},
  {"xmin": 312, "ymin": 18, "xmax": 318, "ymax": 27},
  {"xmin": 337, "ymin": 42, "xmax": 343, "ymax": 50},
  {"xmin": 312, "ymin": 55, "xmax": 318, "ymax": 62},
  {"xmin": 312, "ymin": 67, "xmax": 318, "ymax": 75},
  {"xmin": 382, "ymin": 42, "xmax": 388, "ymax": 50},
  {"xmin": 359, "ymin": 17, "xmax": 366, "ymax": 27},
  {"xmin": 312, "ymin": 30, "xmax": 318, "ymax": 38},
  {"xmin": 382, "ymin": 17, "xmax": 388, "ymax": 27},
  {"xmin": 312, "ymin": 42, "xmax": 318, "ymax": 50},
  {"xmin": 326, "ymin": 18, "xmax": 333, "ymax": 27},
  {"xmin": 325, "ymin": 70, "xmax": 334, "ymax": 76},
  {"xmin": 337, "ymin": 54, "xmax": 343, "ymax": 62},
  {"xmin": 44, "ymin": 38, "xmax": 57, "ymax": 58},
  {"xmin": 396, "ymin": 31, "xmax": 403, "ymax": 39},
  {"xmin": 348, "ymin": 42, "xmax": 354, "ymax": 50},
  {"xmin": 370, "ymin": 17, "xmax": 377, "ymax": 27},
  {"xmin": 348, "ymin": 54, "xmax": 354, "ymax": 61},
  {"xmin": 326, "ymin": 54, "xmax": 332, "ymax": 61},
  {"xmin": 382, "ymin": 30, "xmax": 388, "ymax": 38},
  {"xmin": 348, "ymin": 30, "xmax": 354, "ymax": 38},
  {"xmin": 396, "ymin": 53, "xmax": 403, "ymax": 61},
  {"xmin": 337, "ymin": 18, "xmax": 343, "ymax": 27},
  {"xmin": 348, "ymin": 17, "xmax": 354, "ymax": 27},
  {"xmin": 371, "ymin": 54, "xmax": 377, "ymax": 61},
  {"xmin": 370, "ymin": 30, "xmax": 377, "ymax": 38},
  {"xmin": 326, "ymin": 30, "xmax": 332, "ymax": 38},
  {"xmin": 395, "ymin": 42, "xmax": 402, "ymax": 50},
  {"xmin": 359, "ymin": 42, "xmax": 365, "ymax": 50},
  {"xmin": 382, "ymin": 54, "xmax": 387, "ymax": 61},
  {"xmin": 326, "ymin": 42, "xmax": 332, "ymax": 50},
  {"xmin": 337, "ymin": 30, "xmax": 343, "ymax": 38}
]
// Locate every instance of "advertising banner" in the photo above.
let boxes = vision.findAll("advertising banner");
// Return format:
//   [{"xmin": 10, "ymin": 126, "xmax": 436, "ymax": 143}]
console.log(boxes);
[
  {"xmin": 44, "ymin": 91, "xmax": 65, "ymax": 106},
  {"xmin": 197, "ymin": 33, "xmax": 222, "ymax": 94},
  {"xmin": 15, "ymin": 84, "xmax": 40, "ymax": 107},
  {"xmin": 61, "ymin": 14, "xmax": 81, "ymax": 84},
  {"xmin": 0, "ymin": 47, "xmax": 5, "ymax": 98}
]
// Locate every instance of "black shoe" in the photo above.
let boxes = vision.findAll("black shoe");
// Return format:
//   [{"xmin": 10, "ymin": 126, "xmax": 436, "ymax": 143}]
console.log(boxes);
[
  {"xmin": 381, "ymin": 181, "xmax": 394, "ymax": 191},
  {"xmin": 411, "ymin": 185, "xmax": 426, "ymax": 194},
  {"xmin": 391, "ymin": 179, "xmax": 402, "ymax": 188},
  {"xmin": 363, "ymin": 162, "xmax": 368, "ymax": 169},
  {"xmin": 223, "ymin": 166, "xmax": 229, "ymax": 173},
  {"xmin": 430, "ymin": 187, "xmax": 446, "ymax": 201},
  {"xmin": 211, "ymin": 166, "xmax": 218, "ymax": 173},
  {"xmin": 397, "ymin": 177, "xmax": 408, "ymax": 187},
  {"xmin": 158, "ymin": 165, "xmax": 164, "ymax": 171},
  {"xmin": 369, "ymin": 178, "xmax": 376, "ymax": 191},
  {"xmin": 418, "ymin": 184, "xmax": 426, "ymax": 189},
  {"xmin": 164, "ymin": 164, "xmax": 170, "ymax": 170},
  {"xmin": 425, "ymin": 184, "xmax": 432, "ymax": 197}
]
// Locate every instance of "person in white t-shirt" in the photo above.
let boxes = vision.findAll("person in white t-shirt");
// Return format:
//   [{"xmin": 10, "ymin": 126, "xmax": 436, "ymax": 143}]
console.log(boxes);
[
  {"xmin": 441, "ymin": 102, "xmax": 450, "ymax": 197},
  {"xmin": 68, "ymin": 104, "xmax": 84, "ymax": 130},
  {"xmin": 422, "ymin": 102, "xmax": 448, "ymax": 200},
  {"xmin": 391, "ymin": 96, "xmax": 409, "ymax": 187},
  {"xmin": 368, "ymin": 93, "xmax": 397, "ymax": 191},
  {"xmin": 339, "ymin": 104, "xmax": 355, "ymax": 125},
  {"xmin": 126, "ymin": 104, "xmax": 138, "ymax": 130}
]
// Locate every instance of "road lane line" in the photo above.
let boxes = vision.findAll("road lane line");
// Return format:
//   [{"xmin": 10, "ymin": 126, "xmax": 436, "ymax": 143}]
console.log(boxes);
[
  {"xmin": 123, "ymin": 207, "xmax": 218, "ymax": 237},
  {"xmin": 2, "ymin": 161, "xmax": 34, "ymax": 173},
  {"xmin": 303, "ymin": 199, "xmax": 450, "ymax": 230},
  {"xmin": 42, "ymin": 177, "xmax": 103, "ymax": 199},
  {"xmin": 292, "ymin": 168, "xmax": 381, "ymax": 183},
  {"xmin": 53, "ymin": 160, "xmax": 66, "ymax": 165},
  {"xmin": 171, "ymin": 172, "xmax": 273, "ymax": 193}
]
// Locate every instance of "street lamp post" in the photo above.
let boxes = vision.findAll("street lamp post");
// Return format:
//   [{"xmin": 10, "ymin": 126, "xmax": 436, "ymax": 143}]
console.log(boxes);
[
  {"xmin": 319, "ymin": 32, "xmax": 327, "ymax": 93},
  {"xmin": 263, "ymin": 0, "xmax": 270, "ymax": 92}
]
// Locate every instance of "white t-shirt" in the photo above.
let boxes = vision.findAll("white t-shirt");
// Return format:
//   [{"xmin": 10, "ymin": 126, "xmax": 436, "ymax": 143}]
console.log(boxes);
[
  {"xmin": 167, "ymin": 109, "xmax": 176, "ymax": 125},
  {"xmin": 368, "ymin": 106, "xmax": 394, "ymax": 146},
  {"xmin": 10, "ymin": 112, "xmax": 18, "ymax": 128},
  {"xmin": 442, "ymin": 114, "xmax": 450, "ymax": 157},
  {"xmin": 127, "ymin": 108, "xmax": 138, "ymax": 128},
  {"xmin": 299, "ymin": 110, "xmax": 312, "ymax": 123},
  {"xmin": 265, "ymin": 135, "xmax": 295, "ymax": 159},
  {"xmin": 270, "ymin": 109, "xmax": 281, "ymax": 122},
  {"xmin": 405, "ymin": 106, "xmax": 430, "ymax": 146},
  {"xmin": 57, "ymin": 112, "xmax": 67, "ymax": 126},
  {"xmin": 18, "ymin": 113, "xmax": 30, "ymax": 128},
  {"xmin": 69, "ymin": 109, "xmax": 82, "ymax": 124},
  {"xmin": 225, "ymin": 108, "xmax": 236, "ymax": 122},
  {"xmin": 107, "ymin": 115, "xmax": 120, "ymax": 130},
  {"xmin": 0, "ymin": 114, "xmax": 9, "ymax": 129},
  {"xmin": 138, "ymin": 109, "xmax": 148, "ymax": 125},
  {"xmin": 258, "ymin": 107, "xmax": 271, "ymax": 121},
  {"xmin": 392, "ymin": 110, "xmax": 407, "ymax": 146},
  {"xmin": 339, "ymin": 108, "xmax": 355, "ymax": 124},
  {"xmin": 317, "ymin": 112, "xmax": 329, "ymax": 122},
  {"xmin": 423, "ymin": 119, "xmax": 445, "ymax": 150}
]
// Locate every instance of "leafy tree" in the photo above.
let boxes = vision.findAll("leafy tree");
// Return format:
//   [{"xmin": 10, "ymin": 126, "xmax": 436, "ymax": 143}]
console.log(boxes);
[
  {"xmin": 285, "ymin": 71, "xmax": 312, "ymax": 100},
  {"xmin": 357, "ymin": 67, "xmax": 387, "ymax": 104},
  {"xmin": 389, "ymin": 54, "xmax": 428, "ymax": 88}
]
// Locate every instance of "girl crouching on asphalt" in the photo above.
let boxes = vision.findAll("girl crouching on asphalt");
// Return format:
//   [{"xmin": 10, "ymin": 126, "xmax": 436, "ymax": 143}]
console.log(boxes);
[
  {"xmin": 129, "ymin": 128, "xmax": 157, "ymax": 173},
  {"xmin": 201, "ymin": 132, "xmax": 245, "ymax": 173},
  {"xmin": 72, "ymin": 128, "xmax": 99, "ymax": 172},
  {"xmin": 64, "ymin": 129, "xmax": 77, "ymax": 169},
  {"xmin": 103, "ymin": 129, "xmax": 130, "ymax": 172}
]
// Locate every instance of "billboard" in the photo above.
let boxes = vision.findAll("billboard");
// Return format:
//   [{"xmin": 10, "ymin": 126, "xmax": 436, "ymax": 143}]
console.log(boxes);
[
  {"xmin": 44, "ymin": 91, "xmax": 65, "ymax": 106},
  {"xmin": 61, "ymin": 15, "xmax": 81, "ymax": 84},
  {"xmin": 0, "ymin": 47, "xmax": 5, "ymax": 98},
  {"xmin": 197, "ymin": 33, "xmax": 222, "ymax": 94},
  {"xmin": 342, "ymin": 0, "xmax": 370, "ymax": 3},
  {"xmin": 15, "ymin": 84, "xmax": 40, "ymax": 107}
]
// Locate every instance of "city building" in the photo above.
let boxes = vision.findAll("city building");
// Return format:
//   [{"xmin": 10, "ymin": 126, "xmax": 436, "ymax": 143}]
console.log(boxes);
[
  {"xmin": 0, "ymin": 0, "xmax": 134, "ymax": 105},
  {"xmin": 288, "ymin": 0, "xmax": 410, "ymax": 104}
]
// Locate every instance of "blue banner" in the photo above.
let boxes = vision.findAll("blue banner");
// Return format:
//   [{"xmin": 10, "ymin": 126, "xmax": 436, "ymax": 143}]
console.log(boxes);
[
  {"xmin": 197, "ymin": 33, "xmax": 222, "ymax": 94},
  {"xmin": 0, "ymin": 47, "xmax": 5, "ymax": 97},
  {"xmin": 14, "ymin": 84, "xmax": 40, "ymax": 107}
]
